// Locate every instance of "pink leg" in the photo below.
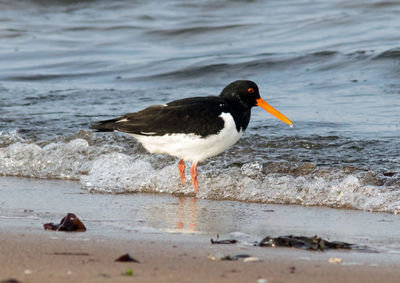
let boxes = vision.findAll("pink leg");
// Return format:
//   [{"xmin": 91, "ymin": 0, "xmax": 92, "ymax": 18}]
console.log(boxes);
[
  {"xmin": 190, "ymin": 162, "xmax": 198, "ymax": 193},
  {"xmin": 178, "ymin": 159, "xmax": 186, "ymax": 185}
]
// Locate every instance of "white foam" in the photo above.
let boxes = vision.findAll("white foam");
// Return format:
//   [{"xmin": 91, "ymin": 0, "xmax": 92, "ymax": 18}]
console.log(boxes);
[
  {"xmin": 0, "ymin": 138, "xmax": 90, "ymax": 179},
  {"xmin": 82, "ymin": 154, "xmax": 400, "ymax": 213},
  {"xmin": 81, "ymin": 152, "xmax": 180, "ymax": 193},
  {"xmin": 0, "ymin": 132, "xmax": 399, "ymax": 213}
]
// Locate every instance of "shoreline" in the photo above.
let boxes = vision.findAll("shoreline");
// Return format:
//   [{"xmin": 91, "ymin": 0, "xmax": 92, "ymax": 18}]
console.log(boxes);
[{"xmin": 1, "ymin": 176, "xmax": 400, "ymax": 282}]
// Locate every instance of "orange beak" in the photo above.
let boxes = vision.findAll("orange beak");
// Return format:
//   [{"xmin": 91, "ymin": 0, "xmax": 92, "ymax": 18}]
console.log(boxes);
[{"xmin": 256, "ymin": 98, "xmax": 293, "ymax": 127}]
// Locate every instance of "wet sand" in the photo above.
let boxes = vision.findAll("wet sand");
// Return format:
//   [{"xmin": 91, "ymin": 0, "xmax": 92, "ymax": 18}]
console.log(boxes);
[
  {"xmin": 1, "ymin": 229, "xmax": 400, "ymax": 283},
  {"xmin": 1, "ymin": 176, "xmax": 400, "ymax": 282}
]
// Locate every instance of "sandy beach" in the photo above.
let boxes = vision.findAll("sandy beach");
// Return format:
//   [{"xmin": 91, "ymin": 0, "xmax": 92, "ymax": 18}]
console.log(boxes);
[
  {"xmin": 1, "ymin": 229, "xmax": 400, "ymax": 283},
  {"xmin": 1, "ymin": 176, "xmax": 400, "ymax": 282}
]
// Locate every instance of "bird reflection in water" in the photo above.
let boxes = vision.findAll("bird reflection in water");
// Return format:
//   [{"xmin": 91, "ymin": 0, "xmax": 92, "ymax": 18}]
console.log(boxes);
[{"xmin": 176, "ymin": 197, "xmax": 198, "ymax": 232}]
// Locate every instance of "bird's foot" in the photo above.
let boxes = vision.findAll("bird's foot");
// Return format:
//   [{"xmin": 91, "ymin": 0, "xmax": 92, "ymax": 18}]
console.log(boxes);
[
  {"xmin": 178, "ymin": 159, "xmax": 186, "ymax": 185},
  {"xmin": 190, "ymin": 163, "xmax": 198, "ymax": 193}
]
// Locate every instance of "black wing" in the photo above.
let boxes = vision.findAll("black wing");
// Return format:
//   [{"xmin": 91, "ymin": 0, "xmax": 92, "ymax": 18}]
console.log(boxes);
[{"xmin": 90, "ymin": 96, "xmax": 228, "ymax": 137}]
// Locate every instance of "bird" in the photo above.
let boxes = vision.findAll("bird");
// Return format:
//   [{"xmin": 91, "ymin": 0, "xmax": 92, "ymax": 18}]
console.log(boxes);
[{"xmin": 90, "ymin": 80, "xmax": 293, "ymax": 193}]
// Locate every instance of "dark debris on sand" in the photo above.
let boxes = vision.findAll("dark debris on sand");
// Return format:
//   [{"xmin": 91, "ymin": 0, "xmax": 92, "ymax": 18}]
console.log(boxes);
[
  {"xmin": 221, "ymin": 254, "xmax": 252, "ymax": 261},
  {"xmin": 1, "ymin": 279, "xmax": 21, "ymax": 283},
  {"xmin": 210, "ymin": 234, "xmax": 238, "ymax": 244},
  {"xmin": 208, "ymin": 254, "xmax": 254, "ymax": 261},
  {"xmin": 43, "ymin": 213, "xmax": 86, "ymax": 232},
  {"xmin": 258, "ymin": 235, "xmax": 355, "ymax": 251},
  {"xmin": 115, "ymin": 253, "xmax": 140, "ymax": 263}
]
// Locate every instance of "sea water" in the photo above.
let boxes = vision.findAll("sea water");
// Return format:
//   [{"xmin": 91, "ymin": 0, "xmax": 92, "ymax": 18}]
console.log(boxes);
[{"xmin": 0, "ymin": 0, "xmax": 399, "ymax": 212}]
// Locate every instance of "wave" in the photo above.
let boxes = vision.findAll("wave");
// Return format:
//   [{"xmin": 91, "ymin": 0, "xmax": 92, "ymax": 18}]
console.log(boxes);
[
  {"xmin": 146, "ymin": 23, "xmax": 251, "ymax": 38},
  {"xmin": 2, "ymin": 45, "xmax": 399, "ymax": 85},
  {"xmin": 130, "ymin": 48, "xmax": 396, "ymax": 82},
  {"xmin": 374, "ymin": 48, "xmax": 400, "ymax": 59},
  {"xmin": 1, "ymin": 130, "xmax": 398, "ymax": 213}
]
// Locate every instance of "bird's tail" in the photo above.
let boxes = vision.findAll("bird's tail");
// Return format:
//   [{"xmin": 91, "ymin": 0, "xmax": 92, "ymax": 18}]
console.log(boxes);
[{"xmin": 90, "ymin": 118, "xmax": 120, "ymax": 132}]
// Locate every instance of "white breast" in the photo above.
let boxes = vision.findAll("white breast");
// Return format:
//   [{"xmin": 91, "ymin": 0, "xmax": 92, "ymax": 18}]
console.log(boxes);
[{"xmin": 130, "ymin": 113, "xmax": 242, "ymax": 163}]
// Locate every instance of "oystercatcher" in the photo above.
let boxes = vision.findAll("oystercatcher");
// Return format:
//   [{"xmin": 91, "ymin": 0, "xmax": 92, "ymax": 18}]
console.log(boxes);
[{"xmin": 91, "ymin": 80, "xmax": 293, "ymax": 192}]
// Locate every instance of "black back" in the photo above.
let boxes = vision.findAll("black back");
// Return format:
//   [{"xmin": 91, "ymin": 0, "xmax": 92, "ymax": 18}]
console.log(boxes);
[{"xmin": 90, "ymin": 80, "xmax": 261, "ymax": 137}]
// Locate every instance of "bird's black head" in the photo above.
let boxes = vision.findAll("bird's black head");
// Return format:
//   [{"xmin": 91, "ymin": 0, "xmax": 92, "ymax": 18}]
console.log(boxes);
[
  {"xmin": 220, "ymin": 80, "xmax": 294, "ymax": 127},
  {"xmin": 219, "ymin": 80, "xmax": 261, "ymax": 109}
]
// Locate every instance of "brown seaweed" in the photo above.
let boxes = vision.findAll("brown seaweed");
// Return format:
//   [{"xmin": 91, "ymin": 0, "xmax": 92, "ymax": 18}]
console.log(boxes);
[
  {"xmin": 115, "ymin": 253, "xmax": 140, "ymax": 263},
  {"xmin": 258, "ymin": 235, "xmax": 354, "ymax": 251},
  {"xmin": 43, "ymin": 213, "xmax": 86, "ymax": 232}
]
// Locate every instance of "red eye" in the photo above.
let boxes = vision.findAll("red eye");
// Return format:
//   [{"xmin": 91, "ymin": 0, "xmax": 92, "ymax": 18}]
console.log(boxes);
[{"xmin": 248, "ymin": 88, "xmax": 254, "ymax": 93}]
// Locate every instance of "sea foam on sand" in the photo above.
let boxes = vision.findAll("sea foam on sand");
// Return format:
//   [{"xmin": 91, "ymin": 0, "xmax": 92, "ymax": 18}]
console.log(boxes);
[{"xmin": 0, "ymin": 132, "xmax": 399, "ymax": 213}]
